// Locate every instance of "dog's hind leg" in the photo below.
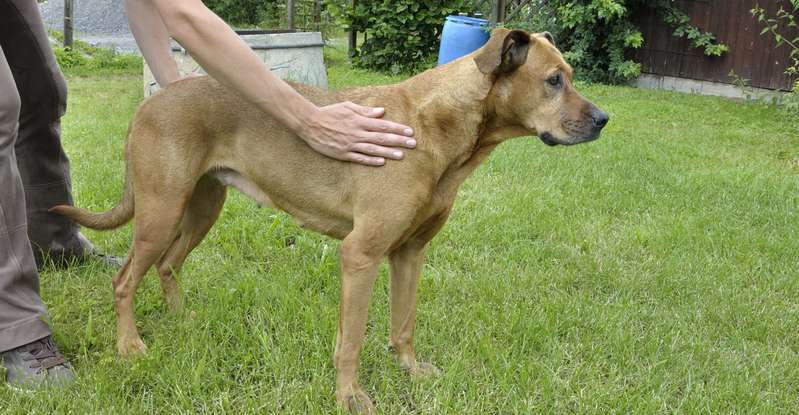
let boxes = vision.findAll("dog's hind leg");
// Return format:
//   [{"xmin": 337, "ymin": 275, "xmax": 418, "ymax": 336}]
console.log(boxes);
[
  {"xmin": 114, "ymin": 194, "xmax": 190, "ymax": 357},
  {"xmin": 388, "ymin": 239, "xmax": 440, "ymax": 378},
  {"xmin": 110, "ymin": 253, "xmax": 135, "ymax": 351},
  {"xmin": 155, "ymin": 175, "xmax": 227, "ymax": 311}
]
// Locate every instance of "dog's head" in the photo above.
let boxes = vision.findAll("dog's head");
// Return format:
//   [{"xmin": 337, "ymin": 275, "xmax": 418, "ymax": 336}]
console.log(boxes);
[{"xmin": 474, "ymin": 28, "xmax": 609, "ymax": 146}]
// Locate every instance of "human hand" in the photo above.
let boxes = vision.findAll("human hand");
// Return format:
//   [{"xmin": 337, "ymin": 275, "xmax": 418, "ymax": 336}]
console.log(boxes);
[{"xmin": 298, "ymin": 101, "xmax": 417, "ymax": 166}]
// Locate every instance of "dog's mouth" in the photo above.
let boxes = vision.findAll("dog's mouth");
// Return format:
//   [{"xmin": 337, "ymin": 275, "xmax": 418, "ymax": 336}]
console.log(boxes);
[
  {"xmin": 539, "ymin": 132, "xmax": 560, "ymax": 147},
  {"xmin": 539, "ymin": 129, "xmax": 602, "ymax": 147}
]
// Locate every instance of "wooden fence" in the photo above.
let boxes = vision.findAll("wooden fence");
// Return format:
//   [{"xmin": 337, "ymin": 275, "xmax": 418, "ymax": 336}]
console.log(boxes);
[{"xmin": 633, "ymin": 0, "xmax": 797, "ymax": 91}]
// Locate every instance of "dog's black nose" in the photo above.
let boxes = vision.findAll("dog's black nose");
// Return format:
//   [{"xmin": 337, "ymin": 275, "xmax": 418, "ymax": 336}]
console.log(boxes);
[
  {"xmin": 592, "ymin": 110, "xmax": 609, "ymax": 129},
  {"xmin": 591, "ymin": 109, "xmax": 609, "ymax": 129}
]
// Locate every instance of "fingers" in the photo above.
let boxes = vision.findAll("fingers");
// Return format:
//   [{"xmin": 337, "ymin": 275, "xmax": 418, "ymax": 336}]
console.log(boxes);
[
  {"xmin": 359, "ymin": 117, "xmax": 415, "ymax": 139},
  {"xmin": 305, "ymin": 101, "xmax": 419, "ymax": 167},
  {"xmin": 349, "ymin": 143, "xmax": 405, "ymax": 161},
  {"xmin": 357, "ymin": 132, "xmax": 417, "ymax": 149},
  {"xmin": 344, "ymin": 152, "xmax": 386, "ymax": 167},
  {"xmin": 344, "ymin": 101, "xmax": 385, "ymax": 118},
  {"xmin": 343, "ymin": 102, "xmax": 415, "ymax": 139}
]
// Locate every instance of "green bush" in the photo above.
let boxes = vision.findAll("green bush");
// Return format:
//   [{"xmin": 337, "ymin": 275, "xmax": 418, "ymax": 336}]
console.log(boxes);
[
  {"xmin": 330, "ymin": 0, "xmax": 467, "ymax": 74},
  {"xmin": 51, "ymin": 32, "xmax": 142, "ymax": 77},
  {"xmin": 784, "ymin": 81, "xmax": 799, "ymax": 115},
  {"xmin": 53, "ymin": 46, "xmax": 89, "ymax": 69},
  {"xmin": 504, "ymin": 0, "xmax": 727, "ymax": 84},
  {"xmin": 203, "ymin": 0, "xmax": 280, "ymax": 26},
  {"xmin": 331, "ymin": 0, "xmax": 727, "ymax": 81}
]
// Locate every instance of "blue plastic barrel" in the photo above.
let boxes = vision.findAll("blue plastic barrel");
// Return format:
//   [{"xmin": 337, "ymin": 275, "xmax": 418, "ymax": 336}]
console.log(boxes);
[{"xmin": 437, "ymin": 16, "xmax": 490, "ymax": 66}]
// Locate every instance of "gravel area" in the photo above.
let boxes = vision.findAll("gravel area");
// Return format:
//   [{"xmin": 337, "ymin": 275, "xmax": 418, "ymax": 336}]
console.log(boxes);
[{"xmin": 38, "ymin": 0, "xmax": 140, "ymax": 54}]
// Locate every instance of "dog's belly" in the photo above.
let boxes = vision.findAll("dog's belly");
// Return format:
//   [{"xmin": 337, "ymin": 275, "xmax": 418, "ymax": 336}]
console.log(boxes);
[
  {"xmin": 209, "ymin": 168, "xmax": 353, "ymax": 239},
  {"xmin": 211, "ymin": 169, "xmax": 275, "ymax": 208}
]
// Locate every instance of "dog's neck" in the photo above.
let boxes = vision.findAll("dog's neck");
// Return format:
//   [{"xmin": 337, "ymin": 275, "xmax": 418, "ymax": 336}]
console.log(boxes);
[
  {"xmin": 400, "ymin": 59, "xmax": 530, "ymax": 164},
  {"xmin": 402, "ymin": 58, "xmax": 531, "ymax": 158},
  {"xmin": 387, "ymin": 58, "xmax": 533, "ymax": 197}
]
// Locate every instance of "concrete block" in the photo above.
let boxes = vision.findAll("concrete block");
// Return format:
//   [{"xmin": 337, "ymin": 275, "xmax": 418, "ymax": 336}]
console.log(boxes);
[
  {"xmin": 634, "ymin": 73, "xmax": 786, "ymax": 102},
  {"xmin": 144, "ymin": 31, "xmax": 328, "ymax": 97}
]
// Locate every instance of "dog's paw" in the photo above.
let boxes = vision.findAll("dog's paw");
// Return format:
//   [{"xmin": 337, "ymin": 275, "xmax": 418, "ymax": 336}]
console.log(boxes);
[
  {"xmin": 336, "ymin": 386, "xmax": 375, "ymax": 415},
  {"xmin": 118, "ymin": 337, "xmax": 148, "ymax": 358},
  {"xmin": 407, "ymin": 362, "xmax": 442, "ymax": 379}
]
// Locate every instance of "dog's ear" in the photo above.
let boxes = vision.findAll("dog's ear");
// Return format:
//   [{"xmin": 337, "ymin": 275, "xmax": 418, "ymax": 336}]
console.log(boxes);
[
  {"xmin": 541, "ymin": 31, "xmax": 556, "ymax": 47},
  {"xmin": 474, "ymin": 28, "xmax": 531, "ymax": 76}
]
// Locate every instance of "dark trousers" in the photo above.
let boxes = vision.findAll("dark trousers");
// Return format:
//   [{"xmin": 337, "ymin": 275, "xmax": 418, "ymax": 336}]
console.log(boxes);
[{"xmin": 0, "ymin": 0, "xmax": 82, "ymax": 352}]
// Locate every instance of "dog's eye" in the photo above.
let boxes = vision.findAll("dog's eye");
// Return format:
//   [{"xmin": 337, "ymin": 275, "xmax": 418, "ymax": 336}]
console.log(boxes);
[{"xmin": 547, "ymin": 74, "xmax": 562, "ymax": 87}]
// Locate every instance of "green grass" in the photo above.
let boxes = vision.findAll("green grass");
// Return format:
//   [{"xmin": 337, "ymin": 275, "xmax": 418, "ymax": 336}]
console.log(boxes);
[{"xmin": 3, "ymin": 41, "xmax": 799, "ymax": 414}]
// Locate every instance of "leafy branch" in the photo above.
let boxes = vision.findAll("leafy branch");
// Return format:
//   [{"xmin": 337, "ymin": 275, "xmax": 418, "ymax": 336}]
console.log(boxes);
[
  {"xmin": 663, "ymin": 7, "xmax": 729, "ymax": 56},
  {"xmin": 751, "ymin": 0, "xmax": 799, "ymax": 113},
  {"xmin": 752, "ymin": 1, "xmax": 799, "ymax": 76}
]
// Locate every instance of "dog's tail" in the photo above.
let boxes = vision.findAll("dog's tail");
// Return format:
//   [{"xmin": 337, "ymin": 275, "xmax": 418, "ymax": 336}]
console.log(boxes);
[{"xmin": 49, "ymin": 153, "xmax": 134, "ymax": 231}]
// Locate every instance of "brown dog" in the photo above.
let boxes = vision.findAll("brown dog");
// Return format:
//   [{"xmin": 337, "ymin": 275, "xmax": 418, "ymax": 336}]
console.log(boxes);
[{"xmin": 52, "ymin": 28, "xmax": 608, "ymax": 413}]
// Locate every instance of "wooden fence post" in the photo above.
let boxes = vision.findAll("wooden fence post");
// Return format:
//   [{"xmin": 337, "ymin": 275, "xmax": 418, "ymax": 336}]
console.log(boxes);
[
  {"xmin": 287, "ymin": 0, "xmax": 295, "ymax": 30},
  {"xmin": 491, "ymin": 0, "xmax": 507, "ymax": 24},
  {"xmin": 348, "ymin": 0, "xmax": 357, "ymax": 59},
  {"xmin": 314, "ymin": 0, "xmax": 322, "ymax": 31},
  {"xmin": 64, "ymin": 0, "xmax": 73, "ymax": 48}
]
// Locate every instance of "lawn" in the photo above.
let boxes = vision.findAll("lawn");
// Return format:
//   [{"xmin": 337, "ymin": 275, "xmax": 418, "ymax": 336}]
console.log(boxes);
[{"xmin": 2, "ymin": 41, "xmax": 799, "ymax": 414}]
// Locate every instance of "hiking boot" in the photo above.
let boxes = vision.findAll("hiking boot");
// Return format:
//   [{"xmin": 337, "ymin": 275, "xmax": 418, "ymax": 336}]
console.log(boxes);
[
  {"xmin": 35, "ymin": 232, "xmax": 122, "ymax": 270},
  {"xmin": 2, "ymin": 336, "xmax": 75, "ymax": 390}
]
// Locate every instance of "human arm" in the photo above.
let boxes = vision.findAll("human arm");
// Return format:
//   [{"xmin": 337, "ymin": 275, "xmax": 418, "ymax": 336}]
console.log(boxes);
[
  {"xmin": 128, "ymin": 0, "xmax": 416, "ymax": 166},
  {"xmin": 124, "ymin": 0, "xmax": 180, "ymax": 87}
]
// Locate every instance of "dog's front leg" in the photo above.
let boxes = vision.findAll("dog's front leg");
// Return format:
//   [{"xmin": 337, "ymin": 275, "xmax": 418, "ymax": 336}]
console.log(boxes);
[
  {"xmin": 388, "ymin": 239, "xmax": 440, "ymax": 378},
  {"xmin": 334, "ymin": 234, "xmax": 383, "ymax": 414}
]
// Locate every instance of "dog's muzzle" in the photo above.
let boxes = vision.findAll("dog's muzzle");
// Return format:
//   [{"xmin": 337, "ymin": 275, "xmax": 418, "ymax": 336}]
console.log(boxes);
[
  {"xmin": 539, "ymin": 108, "xmax": 610, "ymax": 147},
  {"xmin": 539, "ymin": 132, "xmax": 559, "ymax": 147}
]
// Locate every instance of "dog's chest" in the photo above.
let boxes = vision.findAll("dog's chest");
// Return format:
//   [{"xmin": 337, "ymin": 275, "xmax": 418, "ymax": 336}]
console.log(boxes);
[{"xmin": 406, "ymin": 154, "xmax": 489, "ymax": 239}]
